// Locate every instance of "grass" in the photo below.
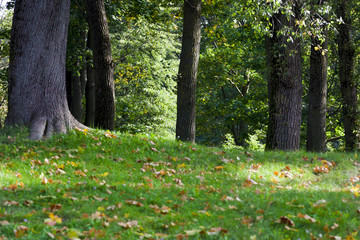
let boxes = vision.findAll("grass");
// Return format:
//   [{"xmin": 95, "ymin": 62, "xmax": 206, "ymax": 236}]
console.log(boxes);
[{"xmin": 0, "ymin": 127, "xmax": 359, "ymax": 239}]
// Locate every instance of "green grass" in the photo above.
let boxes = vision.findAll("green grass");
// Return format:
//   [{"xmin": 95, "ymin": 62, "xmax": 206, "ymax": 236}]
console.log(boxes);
[{"xmin": 0, "ymin": 127, "xmax": 359, "ymax": 239}]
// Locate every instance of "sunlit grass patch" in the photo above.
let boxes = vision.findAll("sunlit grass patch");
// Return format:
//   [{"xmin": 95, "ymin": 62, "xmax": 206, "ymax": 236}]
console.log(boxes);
[{"xmin": 0, "ymin": 127, "xmax": 359, "ymax": 239}]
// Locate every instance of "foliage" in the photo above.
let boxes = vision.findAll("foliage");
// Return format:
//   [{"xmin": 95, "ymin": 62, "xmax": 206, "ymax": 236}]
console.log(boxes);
[
  {"xmin": 110, "ymin": 17, "xmax": 180, "ymax": 137},
  {"xmin": 0, "ymin": 128, "xmax": 360, "ymax": 239},
  {"xmin": 66, "ymin": 0, "xmax": 88, "ymax": 75},
  {"xmin": 197, "ymin": 0, "xmax": 268, "ymax": 147},
  {"xmin": 0, "ymin": 6, "xmax": 12, "ymax": 126}
]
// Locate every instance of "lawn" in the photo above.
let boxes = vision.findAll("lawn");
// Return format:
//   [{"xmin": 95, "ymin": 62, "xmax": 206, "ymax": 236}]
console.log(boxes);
[{"xmin": 0, "ymin": 127, "xmax": 359, "ymax": 239}]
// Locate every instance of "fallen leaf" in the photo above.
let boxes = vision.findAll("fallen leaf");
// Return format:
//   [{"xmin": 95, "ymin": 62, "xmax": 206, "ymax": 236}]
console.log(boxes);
[
  {"xmin": 173, "ymin": 178, "xmax": 184, "ymax": 186},
  {"xmin": 0, "ymin": 220, "xmax": 9, "ymax": 226},
  {"xmin": 49, "ymin": 203, "xmax": 62, "ymax": 212},
  {"xmin": 93, "ymin": 196, "xmax": 106, "ymax": 202},
  {"xmin": 23, "ymin": 200, "xmax": 34, "ymax": 207},
  {"xmin": 328, "ymin": 236, "xmax": 342, "ymax": 240},
  {"xmin": 241, "ymin": 216, "xmax": 253, "ymax": 227},
  {"xmin": 117, "ymin": 220, "xmax": 138, "ymax": 229},
  {"xmin": 330, "ymin": 223, "xmax": 339, "ymax": 231},
  {"xmin": 150, "ymin": 147, "xmax": 159, "ymax": 153},
  {"xmin": 275, "ymin": 216, "xmax": 295, "ymax": 227},
  {"xmin": 3, "ymin": 200, "xmax": 19, "ymax": 206},
  {"xmin": 297, "ymin": 213, "xmax": 316, "ymax": 223},
  {"xmin": 14, "ymin": 225, "xmax": 29, "ymax": 238},
  {"xmin": 284, "ymin": 225, "xmax": 298, "ymax": 231},
  {"xmin": 207, "ymin": 227, "xmax": 228, "ymax": 235},
  {"xmin": 90, "ymin": 211, "xmax": 104, "ymax": 220},
  {"xmin": 214, "ymin": 166, "xmax": 224, "ymax": 171},
  {"xmin": 185, "ymin": 229, "xmax": 201, "ymax": 236},
  {"xmin": 126, "ymin": 200, "xmax": 143, "ymax": 207},
  {"xmin": 44, "ymin": 213, "xmax": 62, "ymax": 226}
]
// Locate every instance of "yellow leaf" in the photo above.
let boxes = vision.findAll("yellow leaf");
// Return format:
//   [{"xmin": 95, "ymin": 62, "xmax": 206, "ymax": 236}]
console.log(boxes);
[
  {"xmin": 214, "ymin": 166, "xmax": 224, "ymax": 171},
  {"xmin": 177, "ymin": 163, "xmax": 186, "ymax": 168},
  {"xmin": 98, "ymin": 172, "xmax": 109, "ymax": 177}
]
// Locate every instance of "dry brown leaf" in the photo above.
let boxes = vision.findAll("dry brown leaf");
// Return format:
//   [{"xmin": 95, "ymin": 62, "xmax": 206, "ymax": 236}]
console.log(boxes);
[
  {"xmin": 0, "ymin": 220, "xmax": 9, "ymax": 226},
  {"xmin": 284, "ymin": 225, "xmax": 298, "ymax": 231},
  {"xmin": 93, "ymin": 196, "xmax": 106, "ymax": 202},
  {"xmin": 126, "ymin": 200, "xmax": 143, "ymax": 207},
  {"xmin": 117, "ymin": 220, "xmax": 138, "ymax": 229},
  {"xmin": 297, "ymin": 213, "xmax": 316, "ymax": 223},
  {"xmin": 275, "ymin": 216, "xmax": 295, "ymax": 227},
  {"xmin": 3, "ymin": 200, "xmax": 19, "ymax": 206}
]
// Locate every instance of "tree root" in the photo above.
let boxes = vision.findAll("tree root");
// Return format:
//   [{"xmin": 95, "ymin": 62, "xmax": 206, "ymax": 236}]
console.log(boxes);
[{"xmin": 29, "ymin": 114, "xmax": 87, "ymax": 140}]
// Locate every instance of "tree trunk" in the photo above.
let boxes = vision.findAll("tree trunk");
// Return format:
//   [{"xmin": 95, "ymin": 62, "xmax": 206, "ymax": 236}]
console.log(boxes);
[
  {"xmin": 265, "ymin": 3, "xmax": 302, "ymax": 151},
  {"xmin": 306, "ymin": 1, "xmax": 328, "ymax": 152},
  {"xmin": 69, "ymin": 68, "xmax": 83, "ymax": 121},
  {"xmin": 6, "ymin": 0, "xmax": 84, "ymax": 140},
  {"xmin": 338, "ymin": 0, "xmax": 357, "ymax": 151},
  {"xmin": 176, "ymin": 0, "xmax": 202, "ymax": 143},
  {"xmin": 86, "ymin": 0, "xmax": 115, "ymax": 130},
  {"xmin": 85, "ymin": 31, "xmax": 96, "ymax": 127}
]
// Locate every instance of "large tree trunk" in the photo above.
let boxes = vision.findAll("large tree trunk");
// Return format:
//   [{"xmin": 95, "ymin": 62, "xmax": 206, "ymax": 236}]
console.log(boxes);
[
  {"xmin": 338, "ymin": 0, "xmax": 357, "ymax": 151},
  {"xmin": 176, "ymin": 0, "xmax": 202, "ymax": 143},
  {"xmin": 306, "ymin": 1, "xmax": 328, "ymax": 152},
  {"xmin": 86, "ymin": 0, "xmax": 115, "ymax": 130},
  {"xmin": 265, "ymin": 3, "xmax": 302, "ymax": 151},
  {"xmin": 6, "ymin": 0, "xmax": 84, "ymax": 140}
]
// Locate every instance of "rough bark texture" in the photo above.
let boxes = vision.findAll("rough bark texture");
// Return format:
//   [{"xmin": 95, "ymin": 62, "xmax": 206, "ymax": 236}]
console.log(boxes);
[
  {"xmin": 265, "ymin": 4, "xmax": 302, "ymax": 151},
  {"xmin": 338, "ymin": 0, "xmax": 357, "ymax": 151},
  {"xmin": 6, "ymin": 0, "xmax": 84, "ymax": 140},
  {"xmin": 306, "ymin": 1, "xmax": 328, "ymax": 152},
  {"xmin": 176, "ymin": 0, "xmax": 202, "ymax": 143},
  {"xmin": 86, "ymin": 0, "xmax": 115, "ymax": 130}
]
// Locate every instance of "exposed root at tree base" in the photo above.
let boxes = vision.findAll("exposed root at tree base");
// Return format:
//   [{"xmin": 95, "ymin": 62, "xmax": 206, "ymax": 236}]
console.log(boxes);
[{"xmin": 29, "ymin": 115, "xmax": 87, "ymax": 140}]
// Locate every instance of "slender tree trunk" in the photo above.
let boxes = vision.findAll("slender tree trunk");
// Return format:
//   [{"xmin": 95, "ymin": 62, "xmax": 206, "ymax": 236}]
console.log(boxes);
[
  {"xmin": 85, "ymin": 31, "xmax": 96, "ymax": 127},
  {"xmin": 176, "ymin": 0, "xmax": 202, "ymax": 143},
  {"xmin": 265, "ymin": 3, "xmax": 302, "ymax": 151},
  {"xmin": 80, "ymin": 30, "xmax": 88, "ymax": 96},
  {"xmin": 86, "ymin": 0, "xmax": 115, "ymax": 130},
  {"xmin": 306, "ymin": 1, "xmax": 328, "ymax": 152},
  {"xmin": 70, "ymin": 68, "xmax": 83, "ymax": 121},
  {"xmin": 338, "ymin": 0, "xmax": 357, "ymax": 151},
  {"xmin": 6, "ymin": 0, "xmax": 84, "ymax": 140}
]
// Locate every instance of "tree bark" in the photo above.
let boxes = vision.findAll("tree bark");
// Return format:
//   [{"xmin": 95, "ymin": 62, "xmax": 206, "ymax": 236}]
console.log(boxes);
[
  {"xmin": 338, "ymin": 0, "xmax": 357, "ymax": 151},
  {"xmin": 176, "ymin": 0, "xmax": 202, "ymax": 143},
  {"xmin": 265, "ymin": 3, "xmax": 302, "ymax": 151},
  {"xmin": 85, "ymin": 31, "xmax": 96, "ymax": 127},
  {"xmin": 69, "ymin": 68, "xmax": 83, "ymax": 121},
  {"xmin": 306, "ymin": 1, "xmax": 328, "ymax": 152},
  {"xmin": 6, "ymin": 0, "xmax": 84, "ymax": 140},
  {"xmin": 86, "ymin": 0, "xmax": 115, "ymax": 130}
]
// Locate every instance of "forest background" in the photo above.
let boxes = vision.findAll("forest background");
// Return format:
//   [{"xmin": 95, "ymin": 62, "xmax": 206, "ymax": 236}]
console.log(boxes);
[{"xmin": 1, "ymin": 0, "xmax": 360, "ymax": 151}]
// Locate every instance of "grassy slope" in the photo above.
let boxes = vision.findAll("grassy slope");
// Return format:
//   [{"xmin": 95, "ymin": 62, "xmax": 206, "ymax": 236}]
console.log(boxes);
[{"xmin": 0, "ymin": 127, "xmax": 359, "ymax": 239}]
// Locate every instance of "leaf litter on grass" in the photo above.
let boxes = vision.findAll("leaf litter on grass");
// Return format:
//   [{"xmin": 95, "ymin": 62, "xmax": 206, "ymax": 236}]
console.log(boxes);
[{"xmin": 0, "ymin": 128, "xmax": 359, "ymax": 239}]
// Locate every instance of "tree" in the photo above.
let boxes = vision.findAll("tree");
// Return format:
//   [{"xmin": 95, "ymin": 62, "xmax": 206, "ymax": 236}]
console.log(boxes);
[
  {"xmin": 86, "ymin": 0, "xmax": 115, "ymax": 130},
  {"xmin": 66, "ymin": 0, "xmax": 88, "ymax": 122},
  {"xmin": 85, "ymin": 31, "xmax": 96, "ymax": 127},
  {"xmin": 5, "ymin": 0, "xmax": 84, "ymax": 139},
  {"xmin": 176, "ymin": 0, "xmax": 202, "ymax": 143},
  {"xmin": 306, "ymin": 0, "xmax": 328, "ymax": 152},
  {"xmin": 337, "ymin": 0, "xmax": 357, "ymax": 150},
  {"xmin": 196, "ymin": 0, "xmax": 267, "ymax": 147},
  {"xmin": 265, "ymin": 1, "xmax": 303, "ymax": 151}
]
